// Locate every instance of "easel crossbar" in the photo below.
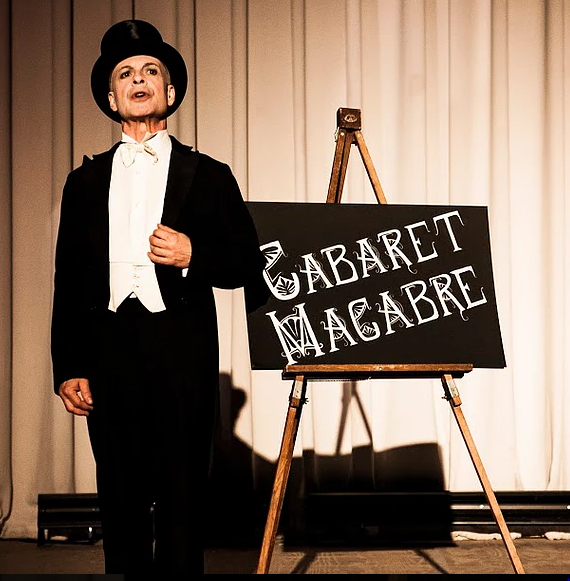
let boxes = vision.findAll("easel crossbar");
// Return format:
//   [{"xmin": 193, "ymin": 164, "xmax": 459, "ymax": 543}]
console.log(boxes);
[{"xmin": 282, "ymin": 363, "xmax": 473, "ymax": 380}]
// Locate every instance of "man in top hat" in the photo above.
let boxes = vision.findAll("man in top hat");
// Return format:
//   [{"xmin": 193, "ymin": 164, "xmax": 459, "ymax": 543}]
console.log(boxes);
[{"xmin": 51, "ymin": 19, "xmax": 267, "ymax": 574}]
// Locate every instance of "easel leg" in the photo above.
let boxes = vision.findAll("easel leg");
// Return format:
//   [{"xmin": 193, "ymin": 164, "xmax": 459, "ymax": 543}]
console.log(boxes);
[
  {"xmin": 354, "ymin": 130, "xmax": 387, "ymax": 204},
  {"xmin": 327, "ymin": 129, "xmax": 354, "ymax": 203},
  {"xmin": 255, "ymin": 375, "xmax": 308, "ymax": 574},
  {"xmin": 441, "ymin": 374, "xmax": 526, "ymax": 574}
]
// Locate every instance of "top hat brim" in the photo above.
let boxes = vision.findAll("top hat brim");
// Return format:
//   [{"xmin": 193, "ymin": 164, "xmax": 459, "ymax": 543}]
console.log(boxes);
[{"xmin": 91, "ymin": 37, "xmax": 187, "ymax": 123}]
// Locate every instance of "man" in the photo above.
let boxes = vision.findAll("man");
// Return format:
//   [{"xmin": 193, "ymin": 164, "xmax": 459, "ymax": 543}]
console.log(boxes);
[{"xmin": 51, "ymin": 20, "xmax": 267, "ymax": 574}]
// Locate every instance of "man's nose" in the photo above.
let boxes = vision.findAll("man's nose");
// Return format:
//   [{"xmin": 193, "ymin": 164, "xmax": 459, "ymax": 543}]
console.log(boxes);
[{"xmin": 133, "ymin": 74, "xmax": 145, "ymax": 84}]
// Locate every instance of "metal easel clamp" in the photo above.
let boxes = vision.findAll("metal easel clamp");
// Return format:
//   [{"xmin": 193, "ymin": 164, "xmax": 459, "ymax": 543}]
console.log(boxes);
[{"xmin": 337, "ymin": 108, "xmax": 361, "ymax": 129}]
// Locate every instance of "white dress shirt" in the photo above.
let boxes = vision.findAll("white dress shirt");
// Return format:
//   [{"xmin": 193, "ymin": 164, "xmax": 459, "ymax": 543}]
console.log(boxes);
[{"xmin": 108, "ymin": 130, "xmax": 172, "ymax": 312}]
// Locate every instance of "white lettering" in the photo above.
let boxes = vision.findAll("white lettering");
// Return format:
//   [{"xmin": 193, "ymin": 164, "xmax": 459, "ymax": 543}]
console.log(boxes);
[
  {"xmin": 266, "ymin": 303, "xmax": 325, "ymax": 364},
  {"xmin": 433, "ymin": 211, "xmax": 464, "ymax": 252},
  {"xmin": 429, "ymin": 273, "xmax": 466, "ymax": 317},
  {"xmin": 322, "ymin": 308, "xmax": 358, "ymax": 352},
  {"xmin": 405, "ymin": 220, "xmax": 438, "ymax": 263},
  {"xmin": 321, "ymin": 244, "xmax": 359, "ymax": 286},
  {"xmin": 260, "ymin": 241, "xmax": 301, "ymax": 301},
  {"xmin": 299, "ymin": 254, "xmax": 335, "ymax": 294},
  {"xmin": 377, "ymin": 229, "xmax": 414, "ymax": 271},
  {"xmin": 348, "ymin": 297, "xmax": 381, "ymax": 341},
  {"xmin": 376, "ymin": 292, "xmax": 415, "ymax": 335},
  {"xmin": 400, "ymin": 280, "xmax": 440, "ymax": 324},
  {"xmin": 451, "ymin": 266, "xmax": 487, "ymax": 309},
  {"xmin": 354, "ymin": 238, "xmax": 389, "ymax": 278}
]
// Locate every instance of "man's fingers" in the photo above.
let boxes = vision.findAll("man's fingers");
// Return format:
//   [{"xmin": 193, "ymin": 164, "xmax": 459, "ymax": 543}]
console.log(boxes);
[
  {"xmin": 149, "ymin": 235, "xmax": 169, "ymax": 249},
  {"xmin": 148, "ymin": 252, "xmax": 167, "ymax": 264},
  {"xmin": 150, "ymin": 247, "xmax": 169, "ymax": 257},
  {"xmin": 59, "ymin": 379, "xmax": 93, "ymax": 416},
  {"xmin": 148, "ymin": 225, "xmax": 190, "ymax": 268},
  {"xmin": 156, "ymin": 223, "xmax": 176, "ymax": 233},
  {"xmin": 152, "ymin": 224, "xmax": 176, "ymax": 241},
  {"xmin": 149, "ymin": 230, "xmax": 175, "ymax": 251},
  {"xmin": 62, "ymin": 397, "xmax": 90, "ymax": 416},
  {"xmin": 78, "ymin": 379, "xmax": 93, "ymax": 406}
]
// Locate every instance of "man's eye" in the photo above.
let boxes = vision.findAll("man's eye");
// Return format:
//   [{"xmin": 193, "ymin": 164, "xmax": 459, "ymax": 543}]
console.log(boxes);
[
  {"xmin": 120, "ymin": 71, "xmax": 130, "ymax": 79},
  {"xmin": 148, "ymin": 68, "xmax": 158, "ymax": 75}
]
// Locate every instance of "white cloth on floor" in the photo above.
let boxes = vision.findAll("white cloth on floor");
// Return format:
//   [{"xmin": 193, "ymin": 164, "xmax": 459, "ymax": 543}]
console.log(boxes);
[{"xmin": 452, "ymin": 530, "xmax": 522, "ymax": 541}]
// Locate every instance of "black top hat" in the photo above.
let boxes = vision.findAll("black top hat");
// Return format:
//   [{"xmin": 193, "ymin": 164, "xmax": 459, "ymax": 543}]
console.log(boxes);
[{"xmin": 91, "ymin": 20, "xmax": 188, "ymax": 123}]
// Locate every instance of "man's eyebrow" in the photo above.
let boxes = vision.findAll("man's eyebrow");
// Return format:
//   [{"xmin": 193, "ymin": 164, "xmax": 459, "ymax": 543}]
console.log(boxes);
[{"xmin": 117, "ymin": 61, "xmax": 160, "ymax": 72}]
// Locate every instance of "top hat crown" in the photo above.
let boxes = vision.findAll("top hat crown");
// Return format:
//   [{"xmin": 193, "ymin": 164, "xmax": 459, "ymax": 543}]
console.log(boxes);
[{"xmin": 91, "ymin": 20, "xmax": 188, "ymax": 122}]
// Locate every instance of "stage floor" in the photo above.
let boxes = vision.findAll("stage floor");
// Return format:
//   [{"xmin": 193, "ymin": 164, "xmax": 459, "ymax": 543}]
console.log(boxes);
[{"xmin": 1, "ymin": 534, "xmax": 570, "ymax": 574}]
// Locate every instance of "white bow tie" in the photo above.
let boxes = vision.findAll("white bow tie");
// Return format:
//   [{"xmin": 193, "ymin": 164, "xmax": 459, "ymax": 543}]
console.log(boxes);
[{"xmin": 119, "ymin": 141, "xmax": 158, "ymax": 167}]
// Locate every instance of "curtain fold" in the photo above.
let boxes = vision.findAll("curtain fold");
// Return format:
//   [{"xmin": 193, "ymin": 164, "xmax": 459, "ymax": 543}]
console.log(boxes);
[{"xmin": 0, "ymin": 0, "xmax": 13, "ymax": 536}]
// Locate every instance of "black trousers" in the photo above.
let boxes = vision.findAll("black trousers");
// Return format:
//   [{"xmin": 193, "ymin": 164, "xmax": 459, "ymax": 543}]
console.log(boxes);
[{"xmin": 86, "ymin": 298, "xmax": 218, "ymax": 574}]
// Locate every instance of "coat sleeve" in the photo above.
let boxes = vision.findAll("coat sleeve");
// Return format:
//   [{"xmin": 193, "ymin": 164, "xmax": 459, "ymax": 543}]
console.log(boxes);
[
  {"xmin": 181, "ymin": 154, "xmax": 269, "ymax": 312},
  {"xmin": 50, "ymin": 166, "xmax": 92, "ymax": 392}
]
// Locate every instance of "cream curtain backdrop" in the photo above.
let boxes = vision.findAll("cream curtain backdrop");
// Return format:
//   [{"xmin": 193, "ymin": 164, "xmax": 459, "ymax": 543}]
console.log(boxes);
[{"xmin": 1, "ymin": 0, "xmax": 569, "ymax": 540}]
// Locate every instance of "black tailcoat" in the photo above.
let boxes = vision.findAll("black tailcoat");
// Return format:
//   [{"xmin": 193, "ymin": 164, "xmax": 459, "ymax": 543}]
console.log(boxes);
[{"xmin": 51, "ymin": 136, "xmax": 266, "ymax": 391}]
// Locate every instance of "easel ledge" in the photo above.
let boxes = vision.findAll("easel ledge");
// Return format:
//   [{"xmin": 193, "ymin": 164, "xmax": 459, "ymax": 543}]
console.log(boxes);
[{"xmin": 282, "ymin": 363, "xmax": 473, "ymax": 381}]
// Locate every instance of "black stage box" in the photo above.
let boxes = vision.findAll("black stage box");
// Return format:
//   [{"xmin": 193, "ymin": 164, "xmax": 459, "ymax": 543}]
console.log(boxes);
[
  {"xmin": 37, "ymin": 493, "xmax": 101, "ymax": 545},
  {"xmin": 284, "ymin": 490, "xmax": 570, "ymax": 546}
]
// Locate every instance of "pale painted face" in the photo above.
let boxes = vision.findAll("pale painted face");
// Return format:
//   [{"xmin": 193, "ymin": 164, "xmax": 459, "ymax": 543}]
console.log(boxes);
[{"xmin": 108, "ymin": 55, "xmax": 175, "ymax": 122}]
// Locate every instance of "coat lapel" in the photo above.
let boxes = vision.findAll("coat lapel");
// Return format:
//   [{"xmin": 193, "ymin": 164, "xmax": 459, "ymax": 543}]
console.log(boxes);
[
  {"xmin": 160, "ymin": 136, "xmax": 199, "ymax": 227},
  {"xmin": 85, "ymin": 146, "xmax": 117, "ymax": 275}
]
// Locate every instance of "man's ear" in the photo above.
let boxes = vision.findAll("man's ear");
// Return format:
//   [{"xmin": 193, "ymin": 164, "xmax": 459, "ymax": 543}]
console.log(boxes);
[
  {"xmin": 108, "ymin": 91, "xmax": 118, "ymax": 112},
  {"xmin": 167, "ymin": 85, "xmax": 175, "ymax": 107}
]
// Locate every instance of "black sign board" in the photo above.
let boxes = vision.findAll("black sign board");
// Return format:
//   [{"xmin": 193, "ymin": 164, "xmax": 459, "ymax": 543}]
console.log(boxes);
[{"xmin": 245, "ymin": 202, "xmax": 506, "ymax": 371}]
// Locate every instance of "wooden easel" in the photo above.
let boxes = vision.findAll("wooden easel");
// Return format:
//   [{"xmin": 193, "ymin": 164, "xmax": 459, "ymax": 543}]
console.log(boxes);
[{"xmin": 255, "ymin": 108, "xmax": 525, "ymax": 575}]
